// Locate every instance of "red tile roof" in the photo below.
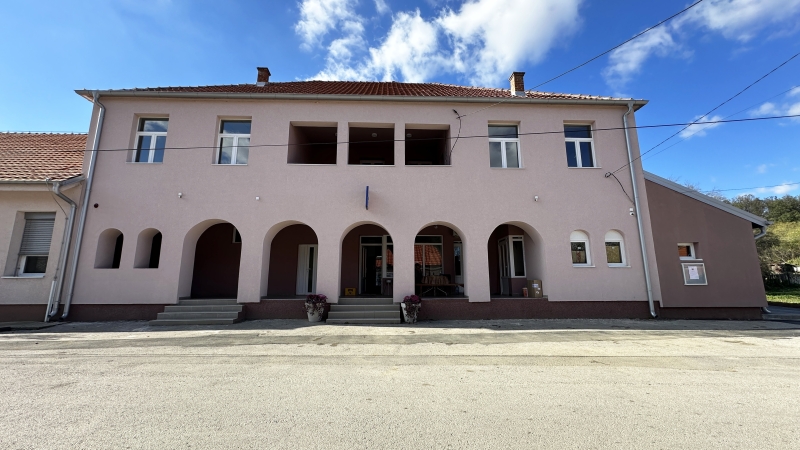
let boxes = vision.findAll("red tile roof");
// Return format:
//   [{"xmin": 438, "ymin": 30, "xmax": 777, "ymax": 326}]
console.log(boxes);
[
  {"xmin": 0, "ymin": 133, "xmax": 86, "ymax": 182},
  {"xmin": 90, "ymin": 81, "xmax": 632, "ymax": 101}
]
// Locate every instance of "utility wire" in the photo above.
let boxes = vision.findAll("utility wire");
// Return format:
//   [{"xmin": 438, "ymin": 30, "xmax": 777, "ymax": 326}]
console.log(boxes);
[
  {"xmin": 2, "ymin": 113, "xmax": 797, "ymax": 154},
  {"xmin": 642, "ymin": 84, "xmax": 799, "ymax": 162},
  {"xmin": 458, "ymin": 0, "xmax": 707, "ymax": 119},
  {"xmin": 612, "ymin": 51, "xmax": 800, "ymax": 175}
]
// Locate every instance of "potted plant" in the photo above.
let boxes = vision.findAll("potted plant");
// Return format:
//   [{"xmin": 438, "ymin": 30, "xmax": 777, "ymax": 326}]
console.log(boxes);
[
  {"xmin": 401, "ymin": 295, "xmax": 422, "ymax": 323},
  {"xmin": 304, "ymin": 294, "xmax": 327, "ymax": 322}
]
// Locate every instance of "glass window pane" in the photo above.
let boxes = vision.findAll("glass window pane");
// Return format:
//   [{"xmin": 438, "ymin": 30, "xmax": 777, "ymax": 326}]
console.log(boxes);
[
  {"xmin": 415, "ymin": 236, "xmax": 442, "ymax": 244},
  {"xmin": 512, "ymin": 239, "xmax": 525, "ymax": 277},
  {"xmin": 136, "ymin": 135, "xmax": 151, "ymax": 162},
  {"xmin": 565, "ymin": 141, "xmax": 577, "ymax": 167},
  {"xmin": 571, "ymin": 242, "xmax": 587, "ymax": 264},
  {"xmin": 606, "ymin": 242, "xmax": 622, "ymax": 264},
  {"xmin": 564, "ymin": 125, "xmax": 591, "ymax": 139},
  {"xmin": 307, "ymin": 247, "xmax": 315, "ymax": 292},
  {"xmin": 386, "ymin": 236, "xmax": 393, "ymax": 244},
  {"xmin": 678, "ymin": 245, "xmax": 692, "ymax": 258},
  {"xmin": 221, "ymin": 120, "xmax": 251, "ymax": 134},
  {"xmin": 505, "ymin": 142, "xmax": 519, "ymax": 168},
  {"xmin": 140, "ymin": 119, "xmax": 168, "ymax": 132},
  {"xmin": 489, "ymin": 141, "xmax": 502, "ymax": 167},
  {"xmin": 454, "ymin": 246, "xmax": 462, "ymax": 276},
  {"xmin": 425, "ymin": 245, "xmax": 443, "ymax": 276},
  {"xmin": 488, "ymin": 125, "xmax": 518, "ymax": 138},
  {"xmin": 24, "ymin": 256, "xmax": 48, "ymax": 273},
  {"xmin": 153, "ymin": 135, "xmax": 166, "ymax": 163},
  {"xmin": 235, "ymin": 137, "xmax": 249, "ymax": 164},
  {"xmin": 580, "ymin": 142, "xmax": 594, "ymax": 167},
  {"xmin": 386, "ymin": 245, "xmax": 393, "ymax": 277},
  {"xmin": 219, "ymin": 137, "xmax": 234, "ymax": 164}
]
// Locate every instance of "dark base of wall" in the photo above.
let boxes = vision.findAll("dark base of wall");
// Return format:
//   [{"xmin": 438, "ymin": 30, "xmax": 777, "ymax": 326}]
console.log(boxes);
[
  {"xmin": 244, "ymin": 300, "xmax": 307, "ymax": 320},
  {"xmin": 0, "ymin": 301, "xmax": 765, "ymax": 323}
]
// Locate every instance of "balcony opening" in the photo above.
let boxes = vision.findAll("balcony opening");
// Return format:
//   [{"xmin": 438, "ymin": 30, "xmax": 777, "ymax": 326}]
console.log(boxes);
[
  {"xmin": 348, "ymin": 125, "xmax": 395, "ymax": 165},
  {"xmin": 405, "ymin": 126, "xmax": 450, "ymax": 165},
  {"xmin": 288, "ymin": 123, "xmax": 338, "ymax": 164}
]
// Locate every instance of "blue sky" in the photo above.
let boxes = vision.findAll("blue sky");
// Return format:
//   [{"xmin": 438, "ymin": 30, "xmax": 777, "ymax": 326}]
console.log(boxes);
[{"xmin": 1, "ymin": 0, "xmax": 799, "ymax": 198}]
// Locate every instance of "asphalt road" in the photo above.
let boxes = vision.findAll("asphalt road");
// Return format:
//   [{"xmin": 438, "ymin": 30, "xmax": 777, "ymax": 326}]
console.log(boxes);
[{"xmin": 1, "ymin": 319, "xmax": 799, "ymax": 449}]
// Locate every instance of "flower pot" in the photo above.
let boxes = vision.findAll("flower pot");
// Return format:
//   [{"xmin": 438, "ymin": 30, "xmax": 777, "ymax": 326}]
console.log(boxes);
[
  {"xmin": 401, "ymin": 303, "xmax": 418, "ymax": 324},
  {"xmin": 305, "ymin": 302, "xmax": 325, "ymax": 322}
]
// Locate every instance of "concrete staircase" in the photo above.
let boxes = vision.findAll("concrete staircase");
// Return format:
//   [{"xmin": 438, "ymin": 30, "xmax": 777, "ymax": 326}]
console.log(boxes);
[
  {"xmin": 326, "ymin": 297, "xmax": 401, "ymax": 324},
  {"xmin": 149, "ymin": 299, "xmax": 244, "ymax": 326}
]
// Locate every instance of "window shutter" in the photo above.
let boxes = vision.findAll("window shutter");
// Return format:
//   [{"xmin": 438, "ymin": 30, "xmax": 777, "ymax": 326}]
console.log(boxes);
[{"xmin": 20, "ymin": 214, "xmax": 56, "ymax": 256}]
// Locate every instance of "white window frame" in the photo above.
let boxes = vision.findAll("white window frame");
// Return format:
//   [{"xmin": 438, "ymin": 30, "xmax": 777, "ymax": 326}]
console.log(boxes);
[
  {"xmin": 564, "ymin": 123, "xmax": 597, "ymax": 168},
  {"xmin": 216, "ymin": 120, "xmax": 251, "ymax": 165},
  {"xmin": 678, "ymin": 243, "xmax": 698, "ymax": 260},
  {"xmin": 16, "ymin": 255, "xmax": 48, "ymax": 278},
  {"xmin": 508, "ymin": 235, "xmax": 526, "ymax": 278},
  {"xmin": 134, "ymin": 118, "xmax": 168, "ymax": 164},
  {"xmin": 604, "ymin": 232, "xmax": 627, "ymax": 267},
  {"xmin": 488, "ymin": 125, "xmax": 521, "ymax": 169},
  {"xmin": 570, "ymin": 231, "xmax": 592, "ymax": 267}
]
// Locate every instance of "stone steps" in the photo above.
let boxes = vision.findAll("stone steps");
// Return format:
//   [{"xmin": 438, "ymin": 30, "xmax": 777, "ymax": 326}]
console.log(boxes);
[
  {"xmin": 150, "ymin": 299, "xmax": 243, "ymax": 326},
  {"xmin": 326, "ymin": 297, "xmax": 401, "ymax": 324}
]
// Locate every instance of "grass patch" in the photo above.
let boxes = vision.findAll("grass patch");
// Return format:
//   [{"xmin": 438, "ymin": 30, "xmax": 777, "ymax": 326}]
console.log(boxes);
[{"xmin": 766, "ymin": 287, "xmax": 800, "ymax": 308}]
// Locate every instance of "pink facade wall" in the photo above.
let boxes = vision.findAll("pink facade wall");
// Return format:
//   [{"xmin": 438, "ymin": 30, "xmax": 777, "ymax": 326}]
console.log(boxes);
[
  {"xmin": 69, "ymin": 97, "xmax": 663, "ymax": 307},
  {"xmin": 646, "ymin": 181, "xmax": 766, "ymax": 308}
]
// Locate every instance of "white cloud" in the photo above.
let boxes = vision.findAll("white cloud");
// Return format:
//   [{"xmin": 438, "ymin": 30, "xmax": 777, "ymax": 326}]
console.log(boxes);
[
  {"xmin": 374, "ymin": 0, "xmax": 390, "ymax": 15},
  {"xmin": 296, "ymin": 0, "xmax": 583, "ymax": 85},
  {"xmin": 295, "ymin": 0, "xmax": 359, "ymax": 49},
  {"xmin": 603, "ymin": 27, "xmax": 677, "ymax": 88},
  {"xmin": 678, "ymin": 114, "xmax": 724, "ymax": 139},
  {"xmin": 755, "ymin": 183, "xmax": 800, "ymax": 196},
  {"xmin": 790, "ymin": 87, "xmax": 800, "ymax": 97},
  {"xmin": 757, "ymin": 164, "xmax": 769, "ymax": 174},
  {"xmin": 749, "ymin": 89, "xmax": 800, "ymax": 122},
  {"xmin": 604, "ymin": 0, "xmax": 800, "ymax": 87},
  {"xmin": 750, "ymin": 102, "xmax": 778, "ymax": 116}
]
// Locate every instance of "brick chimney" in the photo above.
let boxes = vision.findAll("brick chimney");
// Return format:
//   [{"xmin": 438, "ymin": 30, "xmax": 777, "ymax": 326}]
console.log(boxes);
[
  {"xmin": 509, "ymin": 72, "xmax": 525, "ymax": 97},
  {"xmin": 257, "ymin": 67, "xmax": 271, "ymax": 86}
]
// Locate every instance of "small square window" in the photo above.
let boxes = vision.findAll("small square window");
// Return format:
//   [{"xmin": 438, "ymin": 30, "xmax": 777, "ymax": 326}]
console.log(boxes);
[
  {"xmin": 682, "ymin": 263, "xmax": 708, "ymax": 285},
  {"xmin": 678, "ymin": 243, "xmax": 696, "ymax": 260},
  {"xmin": 571, "ymin": 242, "xmax": 588, "ymax": 265},
  {"xmin": 605, "ymin": 242, "xmax": 623, "ymax": 265}
]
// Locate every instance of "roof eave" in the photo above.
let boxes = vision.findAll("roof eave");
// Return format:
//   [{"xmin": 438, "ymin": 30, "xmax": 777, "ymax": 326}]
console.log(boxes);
[
  {"xmin": 643, "ymin": 171, "xmax": 770, "ymax": 227},
  {"xmin": 75, "ymin": 89, "xmax": 648, "ymax": 110}
]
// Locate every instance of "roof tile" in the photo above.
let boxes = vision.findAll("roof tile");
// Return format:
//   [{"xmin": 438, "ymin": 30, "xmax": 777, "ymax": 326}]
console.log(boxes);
[{"xmin": 0, "ymin": 133, "xmax": 85, "ymax": 182}]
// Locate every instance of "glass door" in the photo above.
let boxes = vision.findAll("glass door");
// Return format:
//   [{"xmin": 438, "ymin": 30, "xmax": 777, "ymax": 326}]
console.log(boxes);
[
  {"xmin": 498, "ymin": 238, "xmax": 510, "ymax": 296},
  {"xmin": 454, "ymin": 242, "xmax": 463, "ymax": 294},
  {"xmin": 296, "ymin": 244, "xmax": 318, "ymax": 295}
]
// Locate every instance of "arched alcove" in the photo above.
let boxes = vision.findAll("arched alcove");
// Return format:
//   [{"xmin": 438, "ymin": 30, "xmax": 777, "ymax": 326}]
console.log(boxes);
[
  {"xmin": 340, "ymin": 222, "xmax": 394, "ymax": 297},
  {"xmin": 177, "ymin": 220, "xmax": 241, "ymax": 299},
  {"xmin": 134, "ymin": 228, "xmax": 163, "ymax": 269},
  {"xmin": 95, "ymin": 228, "xmax": 123, "ymax": 269},
  {"xmin": 262, "ymin": 223, "xmax": 319, "ymax": 298},
  {"xmin": 414, "ymin": 222, "xmax": 467, "ymax": 297},
  {"xmin": 487, "ymin": 222, "xmax": 546, "ymax": 297}
]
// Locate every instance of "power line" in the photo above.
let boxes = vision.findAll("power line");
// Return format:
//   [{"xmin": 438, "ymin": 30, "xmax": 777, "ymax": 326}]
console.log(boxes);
[
  {"xmin": 1, "ymin": 113, "xmax": 798, "ymax": 154},
  {"xmin": 642, "ymin": 84, "xmax": 799, "ymax": 162},
  {"xmin": 459, "ymin": 0, "xmax": 707, "ymax": 119},
  {"xmin": 612, "ymin": 51, "xmax": 800, "ymax": 175}
]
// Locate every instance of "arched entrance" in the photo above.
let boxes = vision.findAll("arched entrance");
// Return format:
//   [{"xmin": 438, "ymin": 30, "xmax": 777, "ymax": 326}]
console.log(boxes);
[
  {"xmin": 190, "ymin": 223, "xmax": 242, "ymax": 298},
  {"xmin": 265, "ymin": 224, "xmax": 319, "ymax": 298},
  {"xmin": 340, "ymin": 223, "xmax": 393, "ymax": 296},
  {"xmin": 414, "ymin": 223, "xmax": 465, "ymax": 297},
  {"xmin": 487, "ymin": 222, "xmax": 545, "ymax": 297}
]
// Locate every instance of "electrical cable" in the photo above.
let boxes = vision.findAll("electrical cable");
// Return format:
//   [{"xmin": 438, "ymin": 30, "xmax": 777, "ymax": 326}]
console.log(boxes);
[
  {"xmin": 612, "ymin": 51, "xmax": 800, "ymax": 175},
  {"xmin": 1, "ymin": 113, "xmax": 797, "ymax": 154}
]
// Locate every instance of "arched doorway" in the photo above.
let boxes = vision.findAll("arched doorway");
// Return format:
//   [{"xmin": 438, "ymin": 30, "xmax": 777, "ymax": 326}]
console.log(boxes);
[
  {"xmin": 340, "ymin": 223, "xmax": 393, "ymax": 296},
  {"xmin": 487, "ymin": 222, "xmax": 545, "ymax": 297},
  {"xmin": 265, "ymin": 224, "xmax": 319, "ymax": 298},
  {"xmin": 414, "ymin": 223, "xmax": 465, "ymax": 297},
  {"xmin": 190, "ymin": 223, "xmax": 242, "ymax": 298}
]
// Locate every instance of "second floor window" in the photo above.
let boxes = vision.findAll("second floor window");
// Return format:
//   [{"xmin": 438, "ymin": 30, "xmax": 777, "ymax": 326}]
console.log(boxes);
[
  {"xmin": 564, "ymin": 124, "xmax": 595, "ymax": 168},
  {"xmin": 217, "ymin": 120, "xmax": 251, "ymax": 165},
  {"xmin": 488, "ymin": 125, "xmax": 520, "ymax": 168},
  {"xmin": 135, "ymin": 119, "xmax": 168, "ymax": 163}
]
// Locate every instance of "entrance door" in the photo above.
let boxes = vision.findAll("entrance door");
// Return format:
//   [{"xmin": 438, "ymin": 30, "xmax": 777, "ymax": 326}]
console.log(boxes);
[
  {"xmin": 360, "ymin": 245, "xmax": 383, "ymax": 295},
  {"xmin": 296, "ymin": 244, "xmax": 318, "ymax": 295},
  {"xmin": 498, "ymin": 238, "xmax": 511, "ymax": 296},
  {"xmin": 454, "ymin": 242, "xmax": 464, "ymax": 294}
]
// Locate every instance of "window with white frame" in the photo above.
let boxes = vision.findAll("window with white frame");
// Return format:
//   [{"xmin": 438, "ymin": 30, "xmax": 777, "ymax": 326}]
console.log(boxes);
[
  {"xmin": 217, "ymin": 120, "xmax": 251, "ymax": 165},
  {"xmin": 134, "ymin": 119, "xmax": 168, "ymax": 163},
  {"xmin": 16, "ymin": 212, "xmax": 55, "ymax": 277},
  {"xmin": 570, "ymin": 230, "xmax": 591, "ymax": 266},
  {"xmin": 510, "ymin": 236, "xmax": 526, "ymax": 277},
  {"xmin": 604, "ymin": 230, "xmax": 626, "ymax": 267},
  {"xmin": 564, "ymin": 124, "xmax": 596, "ymax": 168},
  {"xmin": 678, "ymin": 243, "xmax": 697, "ymax": 260},
  {"xmin": 488, "ymin": 125, "xmax": 520, "ymax": 168}
]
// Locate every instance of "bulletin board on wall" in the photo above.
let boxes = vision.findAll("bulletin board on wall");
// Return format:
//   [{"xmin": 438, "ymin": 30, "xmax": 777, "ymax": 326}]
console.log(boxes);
[{"xmin": 681, "ymin": 263, "xmax": 708, "ymax": 286}]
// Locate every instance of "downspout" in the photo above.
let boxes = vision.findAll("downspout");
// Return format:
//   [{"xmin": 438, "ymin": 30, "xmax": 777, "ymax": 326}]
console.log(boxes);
[
  {"xmin": 623, "ymin": 102, "xmax": 657, "ymax": 318},
  {"xmin": 62, "ymin": 92, "xmax": 105, "ymax": 320},
  {"xmin": 754, "ymin": 225, "xmax": 769, "ymax": 240},
  {"xmin": 44, "ymin": 177, "xmax": 83, "ymax": 322}
]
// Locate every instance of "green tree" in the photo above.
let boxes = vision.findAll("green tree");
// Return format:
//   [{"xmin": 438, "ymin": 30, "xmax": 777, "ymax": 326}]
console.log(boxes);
[
  {"xmin": 765, "ymin": 195, "xmax": 800, "ymax": 222},
  {"xmin": 729, "ymin": 194, "xmax": 768, "ymax": 217}
]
